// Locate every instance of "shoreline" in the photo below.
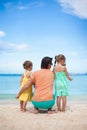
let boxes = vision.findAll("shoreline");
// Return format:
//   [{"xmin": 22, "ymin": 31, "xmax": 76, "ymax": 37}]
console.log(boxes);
[
  {"xmin": 0, "ymin": 95, "xmax": 87, "ymax": 105},
  {"xmin": 0, "ymin": 98, "xmax": 87, "ymax": 104}
]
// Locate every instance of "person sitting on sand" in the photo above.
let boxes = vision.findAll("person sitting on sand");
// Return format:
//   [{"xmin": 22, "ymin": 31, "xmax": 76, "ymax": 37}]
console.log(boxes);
[{"xmin": 16, "ymin": 56, "xmax": 55, "ymax": 114}]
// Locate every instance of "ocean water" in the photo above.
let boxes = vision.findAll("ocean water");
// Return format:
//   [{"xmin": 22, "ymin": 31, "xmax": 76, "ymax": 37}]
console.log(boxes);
[{"xmin": 0, "ymin": 74, "xmax": 87, "ymax": 101}]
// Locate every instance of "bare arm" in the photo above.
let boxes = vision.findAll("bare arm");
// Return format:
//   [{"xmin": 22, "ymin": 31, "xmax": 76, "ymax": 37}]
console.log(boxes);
[
  {"xmin": 16, "ymin": 79, "xmax": 32, "ymax": 98},
  {"xmin": 26, "ymin": 71, "xmax": 33, "ymax": 80},
  {"xmin": 64, "ymin": 67, "xmax": 73, "ymax": 81},
  {"xmin": 20, "ymin": 74, "xmax": 24, "ymax": 85}
]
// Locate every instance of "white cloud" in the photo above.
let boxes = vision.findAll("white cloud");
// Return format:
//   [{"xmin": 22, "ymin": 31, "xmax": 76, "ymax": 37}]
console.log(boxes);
[
  {"xmin": 28, "ymin": 2, "xmax": 44, "ymax": 7},
  {"xmin": 17, "ymin": 6, "xmax": 27, "ymax": 10},
  {"xmin": 3, "ymin": 1, "xmax": 44, "ymax": 11},
  {"xmin": 58, "ymin": 0, "xmax": 87, "ymax": 19},
  {"xmin": 17, "ymin": 2, "xmax": 44, "ymax": 10},
  {"xmin": 8, "ymin": 43, "xmax": 29, "ymax": 51},
  {"xmin": 0, "ymin": 31, "xmax": 6, "ymax": 37},
  {"xmin": 0, "ymin": 42, "xmax": 29, "ymax": 53}
]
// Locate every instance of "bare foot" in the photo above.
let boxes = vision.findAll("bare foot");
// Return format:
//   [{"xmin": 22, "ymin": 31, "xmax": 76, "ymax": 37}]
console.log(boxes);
[
  {"xmin": 60, "ymin": 109, "xmax": 65, "ymax": 112},
  {"xmin": 20, "ymin": 108, "xmax": 23, "ymax": 111},
  {"xmin": 48, "ymin": 110, "xmax": 56, "ymax": 114},
  {"xmin": 23, "ymin": 109, "xmax": 27, "ymax": 112},
  {"xmin": 56, "ymin": 110, "xmax": 61, "ymax": 113},
  {"xmin": 29, "ymin": 108, "xmax": 39, "ymax": 114},
  {"xmin": 55, "ymin": 108, "xmax": 61, "ymax": 113}
]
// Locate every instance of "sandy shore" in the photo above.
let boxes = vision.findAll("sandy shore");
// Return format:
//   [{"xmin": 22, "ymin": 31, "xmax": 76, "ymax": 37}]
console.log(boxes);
[{"xmin": 0, "ymin": 100, "xmax": 87, "ymax": 130}]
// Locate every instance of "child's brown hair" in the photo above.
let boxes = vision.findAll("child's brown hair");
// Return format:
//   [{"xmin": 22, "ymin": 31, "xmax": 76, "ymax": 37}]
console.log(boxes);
[
  {"xmin": 54, "ymin": 54, "xmax": 66, "ymax": 66},
  {"xmin": 23, "ymin": 60, "xmax": 32, "ymax": 70}
]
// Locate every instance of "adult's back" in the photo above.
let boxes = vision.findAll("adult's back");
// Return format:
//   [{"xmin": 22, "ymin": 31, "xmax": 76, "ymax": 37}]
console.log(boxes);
[{"xmin": 32, "ymin": 69, "xmax": 54, "ymax": 101}]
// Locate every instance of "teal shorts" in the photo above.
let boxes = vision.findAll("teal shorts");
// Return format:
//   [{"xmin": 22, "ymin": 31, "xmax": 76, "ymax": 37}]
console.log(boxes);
[{"xmin": 32, "ymin": 98, "xmax": 55, "ymax": 110}]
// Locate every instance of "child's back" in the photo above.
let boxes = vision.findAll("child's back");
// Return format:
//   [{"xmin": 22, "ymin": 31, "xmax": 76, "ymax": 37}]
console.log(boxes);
[{"xmin": 18, "ymin": 72, "xmax": 32, "ymax": 102}]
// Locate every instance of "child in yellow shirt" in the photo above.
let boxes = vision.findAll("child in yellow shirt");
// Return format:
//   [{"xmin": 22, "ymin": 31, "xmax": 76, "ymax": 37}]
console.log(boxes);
[{"xmin": 18, "ymin": 60, "xmax": 33, "ymax": 112}]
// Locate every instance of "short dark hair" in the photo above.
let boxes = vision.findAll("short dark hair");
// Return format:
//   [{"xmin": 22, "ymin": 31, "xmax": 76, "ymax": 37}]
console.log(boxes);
[{"xmin": 41, "ymin": 56, "xmax": 53, "ymax": 69}]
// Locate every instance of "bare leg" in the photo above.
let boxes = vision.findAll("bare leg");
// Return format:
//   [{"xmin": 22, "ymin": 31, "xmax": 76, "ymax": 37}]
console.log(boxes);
[
  {"xmin": 23, "ymin": 102, "xmax": 27, "ymax": 112},
  {"xmin": 20, "ymin": 101, "xmax": 23, "ymax": 111},
  {"xmin": 57, "ymin": 96, "xmax": 61, "ymax": 111},
  {"xmin": 61, "ymin": 96, "xmax": 66, "ymax": 112}
]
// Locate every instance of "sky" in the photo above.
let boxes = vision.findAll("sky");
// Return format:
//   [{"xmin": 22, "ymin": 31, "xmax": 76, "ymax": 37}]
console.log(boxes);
[{"xmin": 0, "ymin": 0, "xmax": 87, "ymax": 74}]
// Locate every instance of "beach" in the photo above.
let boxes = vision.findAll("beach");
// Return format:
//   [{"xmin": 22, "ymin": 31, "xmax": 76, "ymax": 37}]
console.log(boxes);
[{"xmin": 0, "ymin": 100, "xmax": 87, "ymax": 130}]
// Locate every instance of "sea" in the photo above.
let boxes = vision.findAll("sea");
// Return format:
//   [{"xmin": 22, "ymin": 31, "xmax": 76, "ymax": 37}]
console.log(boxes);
[{"xmin": 0, "ymin": 74, "xmax": 87, "ymax": 101}]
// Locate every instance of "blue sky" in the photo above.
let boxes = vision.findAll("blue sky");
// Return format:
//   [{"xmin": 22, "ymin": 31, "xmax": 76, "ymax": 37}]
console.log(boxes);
[{"xmin": 0, "ymin": 0, "xmax": 87, "ymax": 73}]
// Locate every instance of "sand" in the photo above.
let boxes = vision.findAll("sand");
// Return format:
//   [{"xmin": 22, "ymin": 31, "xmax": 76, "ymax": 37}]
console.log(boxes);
[{"xmin": 0, "ymin": 100, "xmax": 87, "ymax": 130}]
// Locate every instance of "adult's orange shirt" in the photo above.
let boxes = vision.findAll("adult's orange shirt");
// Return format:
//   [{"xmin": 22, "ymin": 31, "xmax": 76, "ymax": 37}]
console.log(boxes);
[{"xmin": 32, "ymin": 69, "xmax": 54, "ymax": 102}]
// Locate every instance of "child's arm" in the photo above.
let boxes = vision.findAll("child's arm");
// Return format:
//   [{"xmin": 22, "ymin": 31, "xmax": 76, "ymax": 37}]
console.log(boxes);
[
  {"xmin": 16, "ymin": 72, "xmax": 33, "ymax": 98},
  {"xmin": 64, "ymin": 67, "xmax": 73, "ymax": 81},
  {"xmin": 53, "ymin": 67, "xmax": 55, "ymax": 73},
  {"xmin": 16, "ymin": 79, "xmax": 33, "ymax": 98},
  {"xmin": 20, "ymin": 74, "xmax": 24, "ymax": 85}
]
